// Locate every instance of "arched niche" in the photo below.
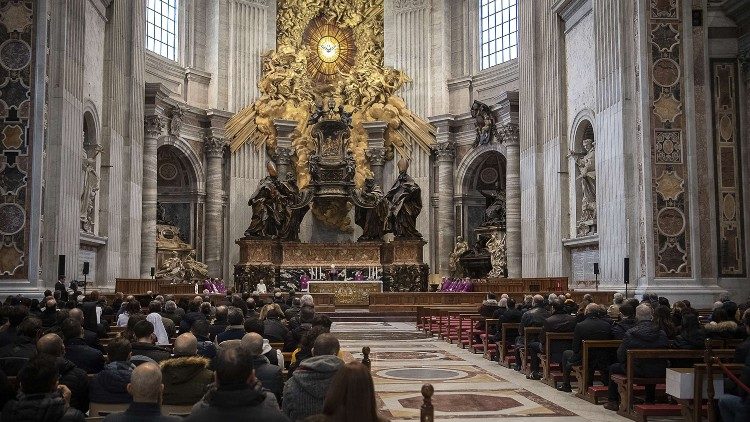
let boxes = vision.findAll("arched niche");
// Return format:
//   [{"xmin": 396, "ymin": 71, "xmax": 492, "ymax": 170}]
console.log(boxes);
[
  {"xmin": 81, "ymin": 109, "xmax": 102, "ymax": 235},
  {"xmin": 568, "ymin": 114, "xmax": 597, "ymax": 238},
  {"xmin": 456, "ymin": 148, "xmax": 507, "ymax": 245},
  {"xmin": 157, "ymin": 144, "xmax": 202, "ymax": 250}
]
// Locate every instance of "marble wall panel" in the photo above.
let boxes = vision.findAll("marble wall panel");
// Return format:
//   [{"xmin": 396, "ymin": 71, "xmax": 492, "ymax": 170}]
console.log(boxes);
[
  {"xmin": 647, "ymin": 0, "xmax": 692, "ymax": 277},
  {"xmin": 0, "ymin": 0, "xmax": 35, "ymax": 279},
  {"xmin": 710, "ymin": 60, "xmax": 745, "ymax": 277}
]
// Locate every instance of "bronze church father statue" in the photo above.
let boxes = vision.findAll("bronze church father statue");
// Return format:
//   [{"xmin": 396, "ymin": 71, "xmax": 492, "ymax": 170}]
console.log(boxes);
[{"xmin": 385, "ymin": 158, "xmax": 423, "ymax": 239}]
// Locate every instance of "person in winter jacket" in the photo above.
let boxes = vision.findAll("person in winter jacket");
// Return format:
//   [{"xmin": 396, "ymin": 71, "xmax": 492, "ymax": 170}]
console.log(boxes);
[
  {"xmin": 242, "ymin": 333, "xmax": 283, "ymax": 404},
  {"xmin": 0, "ymin": 316, "xmax": 41, "ymax": 375},
  {"xmin": 190, "ymin": 319, "xmax": 217, "ymax": 359},
  {"xmin": 36, "ymin": 333, "xmax": 89, "ymax": 414},
  {"xmin": 531, "ymin": 300, "xmax": 576, "ymax": 380},
  {"xmin": 160, "ymin": 334, "xmax": 213, "ymax": 405},
  {"xmin": 611, "ymin": 300, "xmax": 638, "ymax": 339},
  {"xmin": 61, "ymin": 318, "xmax": 105, "ymax": 373},
  {"xmin": 90, "ymin": 338, "xmax": 134, "ymax": 404},
  {"xmin": 101, "ymin": 362, "xmax": 181, "ymax": 422},
  {"xmin": 558, "ymin": 303, "xmax": 612, "ymax": 392},
  {"xmin": 1, "ymin": 354, "xmax": 85, "ymax": 422},
  {"xmin": 185, "ymin": 343, "xmax": 288, "ymax": 422},
  {"xmin": 282, "ymin": 333, "xmax": 343, "ymax": 421},
  {"xmin": 604, "ymin": 304, "xmax": 669, "ymax": 411}
]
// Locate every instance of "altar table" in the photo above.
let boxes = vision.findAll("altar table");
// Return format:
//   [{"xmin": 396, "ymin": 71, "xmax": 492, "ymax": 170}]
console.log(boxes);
[{"xmin": 308, "ymin": 281, "xmax": 383, "ymax": 306}]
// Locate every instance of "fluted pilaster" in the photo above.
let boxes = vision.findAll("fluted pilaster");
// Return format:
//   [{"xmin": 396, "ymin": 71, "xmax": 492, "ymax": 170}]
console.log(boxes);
[
  {"xmin": 500, "ymin": 123, "xmax": 521, "ymax": 277},
  {"xmin": 434, "ymin": 141, "xmax": 455, "ymax": 275},
  {"xmin": 204, "ymin": 136, "xmax": 226, "ymax": 277},
  {"xmin": 140, "ymin": 115, "xmax": 164, "ymax": 276},
  {"xmin": 363, "ymin": 121, "xmax": 388, "ymax": 186},
  {"xmin": 273, "ymin": 120, "xmax": 297, "ymax": 180}
]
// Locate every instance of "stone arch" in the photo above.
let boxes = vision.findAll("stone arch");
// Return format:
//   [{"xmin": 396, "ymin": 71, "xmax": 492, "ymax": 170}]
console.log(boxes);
[
  {"xmin": 82, "ymin": 100, "xmax": 100, "ymax": 146},
  {"xmin": 157, "ymin": 135, "xmax": 205, "ymax": 192},
  {"xmin": 454, "ymin": 142, "xmax": 507, "ymax": 198},
  {"xmin": 454, "ymin": 145, "xmax": 507, "ymax": 242}
]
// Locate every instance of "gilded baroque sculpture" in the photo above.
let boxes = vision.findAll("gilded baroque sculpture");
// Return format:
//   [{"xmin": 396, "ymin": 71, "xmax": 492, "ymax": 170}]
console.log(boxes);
[
  {"xmin": 568, "ymin": 138, "xmax": 597, "ymax": 236},
  {"xmin": 80, "ymin": 144, "xmax": 103, "ymax": 233},
  {"xmin": 486, "ymin": 231, "xmax": 507, "ymax": 278},
  {"xmin": 448, "ymin": 236, "xmax": 469, "ymax": 276},
  {"xmin": 225, "ymin": 0, "xmax": 435, "ymax": 227},
  {"xmin": 156, "ymin": 251, "xmax": 185, "ymax": 280}
]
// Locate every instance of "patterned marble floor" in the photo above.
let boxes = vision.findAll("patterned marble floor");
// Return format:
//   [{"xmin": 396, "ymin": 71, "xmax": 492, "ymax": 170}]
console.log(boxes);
[{"xmin": 333, "ymin": 321, "xmax": 634, "ymax": 422}]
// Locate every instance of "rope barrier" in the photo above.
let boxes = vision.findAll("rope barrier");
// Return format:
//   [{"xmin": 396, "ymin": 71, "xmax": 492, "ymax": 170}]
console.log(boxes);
[{"xmin": 713, "ymin": 357, "xmax": 750, "ymax": 395}]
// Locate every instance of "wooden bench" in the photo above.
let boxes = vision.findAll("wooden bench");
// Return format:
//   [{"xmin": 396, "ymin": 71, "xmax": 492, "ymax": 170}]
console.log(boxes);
[
  {"xmin": 540, "ymin": 332, "xmax": 574, "ymax": 387},
  {"xmin": 613, "ymin": 348, "xmax": 736, "ymax": 419},
  {"xmin": 520, "ymin": 326, "xmax": 542, "ymax": 375},
  {"xmin": 496, "ymin": 322, "xmax": 520, "ymax": 368},
  {"xmin": 572, "ymin": 339, "xmax": 622, "ymax": 403}
]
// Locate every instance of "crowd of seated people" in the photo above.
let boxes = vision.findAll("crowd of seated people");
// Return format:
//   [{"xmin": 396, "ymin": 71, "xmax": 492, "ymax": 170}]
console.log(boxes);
[
  {"xmin": 0, "ymin": 289, "xmax": 386, "ymax": 422},
  {"xmin": 477, "ymin": 290, "xmax": 750, "ymax": 419}
]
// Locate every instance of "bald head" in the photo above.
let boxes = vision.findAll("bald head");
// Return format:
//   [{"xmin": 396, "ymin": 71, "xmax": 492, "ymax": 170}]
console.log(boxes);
[
  {"xmin": 68, "ymin": 308, "xmax": 83, "ymax": 321},
  {"xmin": 241, "ymin": 333, "xmax": 264, "ymax": 356},
  {"xmin": 127, "ymin": 362, "xmax": 163, "ymax": 403},
  {"xmin": 636, "ymin": 304, "xmax": 654, "ymax": 322},
  {"xmin": 37, "ymin": 333, "xmax": 64, "ymax": 357},
  {"xmin": 173, "ymin": 333, "xmax": 197, "ymax": 356},
  {"xmin": 584, "ymin": 303, "xmax": 600, "ymax": 315},
  {"xmin": 312, "ymin": 333, "xmax": 340, "ymax": 357}
]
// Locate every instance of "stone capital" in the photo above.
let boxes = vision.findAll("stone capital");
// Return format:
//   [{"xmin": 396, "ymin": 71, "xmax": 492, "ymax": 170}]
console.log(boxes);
[
  {"xmin": 498, "ymin": 123, "xmax": 520, "ymax": 145},
  {"xmin": 433, "ymin": 141, "xmax": 456, "ymax": 162},
  {"xmin": 203, "ymin": 136, "xmax": 226, "ymax": 158},
  {"xmin": 144, "ymin": 115, "xmax": 165, "ymax": 138},
  {"xmin": 275, "ymin": 146, "xmax": 294, "ymax": 165},
  {"xmin": 366, "ymin": 147, "xmax": 387, "ymax": 166}
]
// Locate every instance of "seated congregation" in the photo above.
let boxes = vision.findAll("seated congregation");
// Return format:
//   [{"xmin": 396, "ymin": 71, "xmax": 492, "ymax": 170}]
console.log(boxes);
[
  {"xmin": 0, "ymin": 291, "xmax": 387, "ymax": 422},
  {"xmin": 444, "ymin": 291, "xmax": 750, "ymax": 421}
]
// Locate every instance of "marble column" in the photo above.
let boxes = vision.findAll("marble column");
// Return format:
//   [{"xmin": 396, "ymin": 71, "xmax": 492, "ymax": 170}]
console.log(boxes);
[
  {"xmin": 434, "ymin": 141, "xmax": 456, "ymax": 276},
  {"xmin": 363, "ymin": 121, "xmax": 388, "ymax": 186},
  {"xmin": 204, "ymin": 136, "xmax": 226, "ymax": 277},
  {"xmin": 140, "ymin": 115, "xmax": 164, "ymax": 277},
  {"xmin": 501, "ymin": 123, "xmax": 521, "ymax": 278},
  {"xmin": 273, "ymin": 120, "xmax": 297, "ymax": 180}
]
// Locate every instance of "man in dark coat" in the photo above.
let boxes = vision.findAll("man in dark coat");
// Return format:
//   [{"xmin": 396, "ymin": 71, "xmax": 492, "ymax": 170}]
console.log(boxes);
[
  {"xmin": 242, "ymin": 333, "xmax": 283, "ymax": 404},
  {"xmin": 179, "ymin": 301, "xmax": 206, "ymax": 334},
  {"xmin": 61, "ymin": 318, "xmax": 104, "ymax": 374},
  {"xmin": 36, "ymin": 333, "xmax": 89, "ymax": 414},
  {"xmin": 40, "ymin": 299, "xmax": 60, "ymax": 328},
  {"xmin": 216, "ymin": 307, "xmax": 246, "ymax": 344},
  {"xmin": 208, "ymin": 306, "xmax": 229, "ymax": 341},
  {"xmin": 530, "ymin": 300, "xmax": 576, "ymax": 380},
  {"xmin": 489, "ymin": 298, "xmax": 522, "ymax": 342},
  {"xmin": 185, "ymin": 344, "xmax": 288, "ymax": 422},
  {"xmin": 67, "ymin": 308, "xmax": 101, "ymax": 351},
  {"xmin": 1, "ymin": 354, "xmax": 85, "ymax": 422},
  {"xmin": 262, "ymin": 310, "xmax": 289, "ymax": 343},
  {"xmin": 558, "ymin": 303, "xmax": 613, "ymax": 392},
  {"xmin": 130, "ymin": 320, "xmax": 171, "ymax": 363},
  {"xmin": 284, "ymin": 306, "xmax": 314, "ymax": 352},
  {"xmin": 514, "ymin": 295, "xmax": 549, "ymax": 371},
  {"xmin": 90, "ymin": 338, "xmax": 134, "ymax": 404},
  {"xmin": 101, "ymin": 362, "xmax": 181, "ymax": 422},
  {"xmin": 190, "ymin": 319, "xmax": 217, "ymax": 359},
  {"xmin": 0, "ymin": 316, "xmax": 41, "ymax": 375},
  {"xmin": 604, "ymin": 304, "xmax": 669, "ymax": 410},
  {"xmin": 54, "ymin": 276, "xmax": 69, "ymax": 303},
  {"xmin": 611, "ymin": 300, "xmax": 638, "ymax": 339},
  {"xmin": 160, "ymin": 334, "xmax": 213, "ymax": 406}
]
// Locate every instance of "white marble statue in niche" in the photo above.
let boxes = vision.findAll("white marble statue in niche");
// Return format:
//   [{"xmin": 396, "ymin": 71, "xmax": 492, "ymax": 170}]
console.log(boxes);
[
  {"xmin": 80, "ymin": 144, "xmax": 103, "ymax": 233},
  {"xmin": 486, "ymin": 231, "xmax": 507, "ymax": 278},
  {"xmin": 568, "ymin": 138, "xmax": 597, "ymax": 236}
]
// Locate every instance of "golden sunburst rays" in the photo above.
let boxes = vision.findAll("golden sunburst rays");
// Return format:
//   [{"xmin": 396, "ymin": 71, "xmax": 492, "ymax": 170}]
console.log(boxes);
[{"xmin": 303, "ymin": 16, "xmax": 356, "ymax": 85}]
